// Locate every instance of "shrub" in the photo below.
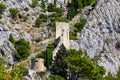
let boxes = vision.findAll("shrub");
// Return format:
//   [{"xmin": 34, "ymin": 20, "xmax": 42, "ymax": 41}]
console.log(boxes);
[
  {"xmin": 119, "ymin": 18, "xmax": 120, "ymax": 23},
  {"xmin": 9, "ymin": 34, "xmax": 30, "ymax": 60},
  {"xmin": 74, "ymin": 18, "xmax": 86, "ymax": 32},
  {"xmin": 22, "ymin": 15, "xmax": 28, "ymax": 22},
  {"xmin": 0, "ymin": 3, "xmax": 6, "ymax": 13},
  {"xmin": 55, "ymin": 7, "xmax": 62, "ymax": 15},
  {"xmin": 105, "ymin": 67, "xmax": 120, "ymax": 80},
  {"xmin": 9, "ymin": 34, "xmax": 15, "ymax": 44},
  {"xmin": 49, "ymin": 13, "xmax": 59, "ymax": 18},
  {"xmin": 32, "ymin": 0, "xmax": 38, "ymax": 7},
  {"xmin": 15, "ymin": 45, "xmax": 30, "ymax": 60},
  {"xmin": 35, "ymin": 18, "xmax": 42, "ymax": 27},
  {"xmin": 9, "ymin": 8, "xmax": 19, "ymax": 19},
  {"xmin": 39, "ymin": 14, "xmax": 47, "ymax": 21},
  {"xmin": 50, "ymin": 17, "xmax": 69, "ymax": 23},
  {"xmin": 49, "ymin": 22, "xmax": 55, "ymax": 27},
  {"xmin": 35, "ymin": 37, "xmax": 41, "ymax": 42},
  {"xmin": 116, "ymin": 41, "xmax": 120, "ymax": 48},
  {"xmin": 24, "ymin": 7, "xmax": 29, "ymax": 11},
  {"xmin": 47, "ymin": 3, "xmax": 56, "ymax": 12},
  {"xmin": 0, "ymin": 14, "xmax": 2, "ymax": 19},
  {"xmin": 46, "ymin": 75, "xmax": 65, "ymax": 80},
  {"xmin": 41, "ymin": 1, "xmax": 46, "ymax": 11},
  {"xmin": 69, "ymin": 31, "xmax": 76, "ymax": 40},
  {"xmin": 36, "ymin": 51, "xmax": 45, "ymax": 59},
  {"xmin": 15, "ymin": 39, "xmax": 30, "ymax": 60}
]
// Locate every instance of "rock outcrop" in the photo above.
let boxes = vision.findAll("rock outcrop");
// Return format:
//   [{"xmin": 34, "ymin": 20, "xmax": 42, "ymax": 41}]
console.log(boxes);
[{"xmin": 71, "ymin": 0, "xmax": 120, "ymax": 75}]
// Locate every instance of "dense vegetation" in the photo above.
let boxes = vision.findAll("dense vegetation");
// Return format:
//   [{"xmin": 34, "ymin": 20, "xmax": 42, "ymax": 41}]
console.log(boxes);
[
  {"xmin": 9, "ymin": 34, "xmax": 30, "ymax": 60},
  {"xmin": 52, "ymin": 45, "xmax": 105, "ymax": 80},
  {"xmin": 47, "ymin": 3, "xmax": 62, "ymax": 15},
  {"xmin": 67, "ymin": 0, "xmax": 95, "ymax": 20},
  {"xmin": 14, "ymin": 39, "xmax": 30, "ymax": 60},
  {"xmin": 0, "ymin": 58, "xmax": 25, "ymax": 80}
]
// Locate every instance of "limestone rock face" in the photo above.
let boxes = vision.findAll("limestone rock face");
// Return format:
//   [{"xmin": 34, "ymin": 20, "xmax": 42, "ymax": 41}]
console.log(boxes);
[
  {"xmin": 75, "ymin": 0, "xmax": 120, "ymax": 75},
  {"xmin": 0, "ymin": 0, "xmax": 52, "ymax": 64}
]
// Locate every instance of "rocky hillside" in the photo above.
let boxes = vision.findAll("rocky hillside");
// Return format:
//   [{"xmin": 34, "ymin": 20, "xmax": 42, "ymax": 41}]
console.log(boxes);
[
  {"xmin": 0, "ymin": 0, "xmax": 54, "ymax": 61},
  {"xmin": 0, "ymin": 0, "xmax": 120, "ymax": 79},
  {"xmin": 71, "ymin": 0, "xmax": 120, "ymax": 75}
]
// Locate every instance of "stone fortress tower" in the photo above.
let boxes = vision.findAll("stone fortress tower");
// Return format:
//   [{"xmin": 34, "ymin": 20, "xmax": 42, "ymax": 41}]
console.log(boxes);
[
  {"xmin": 55, "ymin": 22, "xmax": 69, "ymax": 49},
  {"xmin": 31, "ymin": 58, "xmax": 46, "ymax": 72},
  {"xmin": 52, "ymin": 22, "xmax": 69, "ymax": 60}
]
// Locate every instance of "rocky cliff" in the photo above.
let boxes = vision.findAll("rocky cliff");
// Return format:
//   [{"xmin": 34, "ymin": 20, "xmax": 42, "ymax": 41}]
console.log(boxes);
[{"xmin": 71, "ymin": 0, "xmax": 120, "ymax": 75}]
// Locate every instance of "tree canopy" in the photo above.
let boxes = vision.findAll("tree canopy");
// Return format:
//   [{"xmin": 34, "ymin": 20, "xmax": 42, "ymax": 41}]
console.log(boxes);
[{"xmin": 52, "ymin": 45, "xmax": 105, "ymax": 80}]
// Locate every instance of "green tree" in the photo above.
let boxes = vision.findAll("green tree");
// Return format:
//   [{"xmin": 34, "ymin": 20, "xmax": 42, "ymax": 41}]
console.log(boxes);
[
  {"xmin": 45, "ymin": 42, "xmax": 54, "ymax": 69},
  {"xmin": 52, "ymin": 45, "xmax": 68, "ymax": 79},
  {"xmin": 52, "ymin": 45, "xmax": 105, "ymax": 80},
  {"xmin": 9, "ymin": 8, "xmax": 19, "ymax": 19},
  {"xmin": 67, "ymin": 3, "xmax": 76, "ymax": 20}
]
